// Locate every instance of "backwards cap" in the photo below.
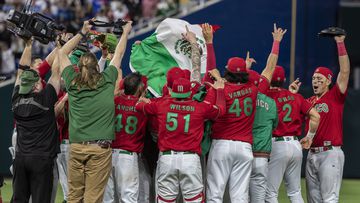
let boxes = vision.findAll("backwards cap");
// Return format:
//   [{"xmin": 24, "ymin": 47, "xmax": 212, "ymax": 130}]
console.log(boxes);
[
  {"xmin": 314, "ymin": 66, "xmax": 334, "ymax": 82},
  {"xmin": 226, "ymin": 57, "xmax": 247, "ymax": 73},
  {"xmin": 271, "ymin": 65, "xmax": 286, "ymax": 83}
]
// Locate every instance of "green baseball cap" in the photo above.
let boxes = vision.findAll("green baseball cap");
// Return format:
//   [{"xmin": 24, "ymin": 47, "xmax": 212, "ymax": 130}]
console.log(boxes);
[
  {"xmin": 69, "ymin": 49, "xmax": 86, "ymax": 65},
  {"xmin": 19, "ymin": 69, "xmax": 40, "ymax": 94}
]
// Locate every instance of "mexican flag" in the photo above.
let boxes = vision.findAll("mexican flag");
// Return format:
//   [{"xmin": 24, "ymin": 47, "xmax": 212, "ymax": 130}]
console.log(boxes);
[{"xmin": 130, "ymin": 18, "xmax": 208, "ymax": 97}]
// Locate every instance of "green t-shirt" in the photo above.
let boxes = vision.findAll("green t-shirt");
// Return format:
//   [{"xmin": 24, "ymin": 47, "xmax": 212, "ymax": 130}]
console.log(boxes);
[
  {"xmin": 252, "ymin": 93, "xmax": 278, "ymax": 153},
  {"xmin": 62, "ymin": 65, "xmax": 118, "ymax": 143}
]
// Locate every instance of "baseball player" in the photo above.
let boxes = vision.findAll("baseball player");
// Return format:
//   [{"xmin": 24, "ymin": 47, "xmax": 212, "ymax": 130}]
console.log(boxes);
[
  {"xmin": 103, "ymin": 72, "xmax": 148, "ymax": 203},
  {"xmin": 55, "ymin": 91, "xmax": 70, "ymax": 202},
  {"xmin": 265, "ymin": 66, "xmax": 320, "ymax": 203},
  {"xmin": 205, "ymin": 24, "xmax": 286, "ymax": 203},
  {"xmin": 136, "ymin": 78, "xmax": 225, "ymax": 203},
  {"xmin": 290, "ymin": 35, "xmax": 350, "ymax": 202},
  {"xmin": 248, "ymin": 70, "xmax": 278, "ymax": 203}
]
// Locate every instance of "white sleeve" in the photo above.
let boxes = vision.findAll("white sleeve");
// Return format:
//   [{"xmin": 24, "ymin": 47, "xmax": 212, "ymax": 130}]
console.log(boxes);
[{"xmin": 98, "ymin": 57, "xmax": 107, "ymax": 73}]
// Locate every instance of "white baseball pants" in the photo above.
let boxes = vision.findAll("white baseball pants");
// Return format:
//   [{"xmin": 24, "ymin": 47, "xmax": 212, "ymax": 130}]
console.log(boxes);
[
  {"xmin": 305, "ymin": 147, "xmax": 344, "ymax": 203},
  {"xmin": 57, "ymin": 141, "xmax": 70, "ymax": 201},
  {"xmin": 265, "ymin": 138, "xmax": 304, "ymax": 203},
  {"xmin": 103, "ymin": 149, "xmax": 140, "ymax": 203},
  {"xmin": 250, "ymin": 157, "xmax": 269, "ymax": 203},
  {"xmin": 156, "ymin": 152, "xmax": 204, "ymax": 203},
  {"xmin": 206, "ymin": 139, "xmax": 253, "ymax": 203}
]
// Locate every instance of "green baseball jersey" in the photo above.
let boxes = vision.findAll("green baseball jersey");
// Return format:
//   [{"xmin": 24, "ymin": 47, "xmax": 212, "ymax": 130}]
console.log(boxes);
[
  {"xmin": 62, "ymin": 65, "xmax": 118, "ymax": 143},
  {"xmin": 252, "ymin": 93, "xmax": 278, "ymax": 153}
]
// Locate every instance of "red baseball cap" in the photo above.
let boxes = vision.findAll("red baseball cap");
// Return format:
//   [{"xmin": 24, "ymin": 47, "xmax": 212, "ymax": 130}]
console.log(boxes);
[
  {"xmin": 167, "ymin": 67, "xmax": 186, "ymax": 88},
  {"xmin": 248, "ymin": 70, "xmax": 261, "ymax": 86},
  {"xmin": 226, "ymin": 57, "xmax": 247, "ymax": 73},
  {"xmin": 171, "ymin": 78, "xmax": 191, "ymax": 98},
  {"xmin": 271, "ymin": 65, "xmax": 286, "ymax": 83},
  {"xmin": 314, "ymin": 66, "xmax": 333, "ymax": 82}
]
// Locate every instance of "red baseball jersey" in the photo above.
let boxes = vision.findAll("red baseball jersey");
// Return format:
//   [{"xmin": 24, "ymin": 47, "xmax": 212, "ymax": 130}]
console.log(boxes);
[
  {"xmin": 136, "ymin": 97, "xmax": 223, "ymax": 155},
  {"xmin": 56, "ymin": 91, "xmax": 69, "ymax": 141},
  {"xmin": 306, "ymin": 84, "xmax": 347, "ymax": 147},
  {"xmin": 258, "ymin": 75, "xmax": 270, "ymax": 94},
  {"xmin": 205, "ymin": 82, "xmax": 258, "ymax": 143},
  {"xmin": 266, "ymin": 88, "xmax": 312, "ymax": 137},
  {"xmin": 112, "ymin": 94, "xmax": 148, "ymax": 153}
]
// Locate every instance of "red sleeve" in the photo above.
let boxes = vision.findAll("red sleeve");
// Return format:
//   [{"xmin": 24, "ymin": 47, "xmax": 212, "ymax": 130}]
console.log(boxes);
[
  {"xmin": 204, "ymin": 88, "xmax": 225, "ymax": 119},
  {"xmin": 37, "ymin": 60, "xmax": 51, "ymax": 79},
  {"xmin": 202, "ymin": 43, "xmax": 216, "ymax": 83},
  {"xmin": 332, "ymin": 83, "xmax": 347, "ymax": 104},
  {"xmin": 258, "ymin": 75, "xmax": 270, "ymax": 94},
  {"xmin": 204, "ymin": 87, "xmax": 216, "ymax": 104},
  {"xmin": 135, "ymin": 102, "xmax": 157, "ymax": 116},
  {"xmin": 299, "ymin": 94, "xmax": 313, "ymax": 115}
]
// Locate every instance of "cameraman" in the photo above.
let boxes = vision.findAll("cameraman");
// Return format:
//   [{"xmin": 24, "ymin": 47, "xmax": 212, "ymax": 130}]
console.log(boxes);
[
  {"xmin": 58, "ymin": 19, "xmax": 132, "ymax": 202},
  {"xmin": 11, "ymin": 37, "xmax": 61, "ymax": 203}
]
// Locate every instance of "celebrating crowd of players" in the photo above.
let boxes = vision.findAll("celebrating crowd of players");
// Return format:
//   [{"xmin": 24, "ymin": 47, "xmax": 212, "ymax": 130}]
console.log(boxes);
[{"xmin": 10, "ymin": 17, "xmax": 350, "ymax": 203}]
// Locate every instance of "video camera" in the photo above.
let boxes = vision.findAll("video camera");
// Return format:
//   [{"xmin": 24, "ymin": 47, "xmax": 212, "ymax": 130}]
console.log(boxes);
[{"xmin": 6, "ymin": 0, "xmax": 64, "ymax": 44}]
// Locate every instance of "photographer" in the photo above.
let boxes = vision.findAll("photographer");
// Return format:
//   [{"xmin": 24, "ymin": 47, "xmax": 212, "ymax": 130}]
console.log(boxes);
[
  {"xmin": 58, "ymin": 19, "xmax": 132, "ymax": 202},
  {"xmin": 11, "ymin": 37, "xmax": 61, "ymax": 203}
]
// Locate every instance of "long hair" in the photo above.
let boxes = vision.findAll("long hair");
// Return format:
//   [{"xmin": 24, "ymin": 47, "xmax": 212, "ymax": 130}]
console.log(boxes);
[{"xmin": 73, "ymin": 52, "xmax": 102, "ymax": 89}]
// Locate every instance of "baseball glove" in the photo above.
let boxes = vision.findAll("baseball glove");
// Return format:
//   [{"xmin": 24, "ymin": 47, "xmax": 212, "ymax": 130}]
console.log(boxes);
[{"xmin": 318, "ymin": 27, "xmax": 346, "ymax": 37}]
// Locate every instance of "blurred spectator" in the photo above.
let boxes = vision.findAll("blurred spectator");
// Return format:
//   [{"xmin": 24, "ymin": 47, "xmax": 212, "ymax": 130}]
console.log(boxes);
[{"xmin": 0, "ymin": 0, "xmax": 207, "ymax": 81}]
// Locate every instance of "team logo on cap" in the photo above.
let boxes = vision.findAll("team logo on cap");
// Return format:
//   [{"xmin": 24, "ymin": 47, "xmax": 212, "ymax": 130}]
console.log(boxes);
[{"xmin": 177, "ymin": 85, "xmax": 184, "ymax": 92}]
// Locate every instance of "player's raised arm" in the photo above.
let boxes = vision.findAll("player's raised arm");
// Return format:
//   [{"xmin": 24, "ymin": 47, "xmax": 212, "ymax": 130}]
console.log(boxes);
[
  {"xmin": 58, "ymin": 20, "xmax": 93, "ymax": 74},
  {"xmin": 335, "ymin": 36, "xmax": 350, "ymax": 94},
  {"xmin": 109, "ymin": 21, "xmax": 133, "ymax": 81},
  {"xmin": 48, "ymin": 48, "xmax": 61, "ymax": 95},
  {"xmin": 15, "ymin": 38, "xmax": 33, "ymax": 86},
  {"xmin": 182, "ymin": 25, "xmax": 201, "ymax": 83},
  {"xmin": 202, "ymin": 23, "xmax": 217, "ymax": 83},
  {"xmin": 261, "ymin": 24, "xmax": 287, "ymax": 82}
]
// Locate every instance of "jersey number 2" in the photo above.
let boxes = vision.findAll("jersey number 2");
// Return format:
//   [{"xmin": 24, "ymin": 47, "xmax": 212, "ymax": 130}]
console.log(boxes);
[
  {"xmin": 282, "ymin": 104, "xmax": 292, "ymax": 122},
  {"xmin": 115, "ymin": 114, "xmax": 138, "ymax": 134},
  {"xmin": 166, "ymin": 113, "xmax": 190, "ymax": 133}
]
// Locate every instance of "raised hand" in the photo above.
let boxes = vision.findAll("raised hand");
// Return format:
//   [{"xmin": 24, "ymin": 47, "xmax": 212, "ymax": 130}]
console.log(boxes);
[
  {"xmin": 300, "ymin": 136, "xmax": 313, "ymax": 149},
  {"xmin": 123, "ymin": 21, "xmax": 133, "ymax": 35},
  {"xmin": 81, "ymin": 18, "xmax": 94, "ymax": 34},
  {"xmin": 334, "ymin": 35, "xmax": 345, "ymax": 43},
  {"xmin": 182, "ymin": 25, "xmax": 197, "ymax": 43},
  {"xmin": 272, "ymin": 23, "xmax": 287, "ymax": 42},
  {"xmin": 208, "ymin": 69, "xmax": 222, "ymax": 81},
  {"xmin": 246, "ymin": 51, "xmax": 257, "ymax": 69},
  {"xmin": 201, "ymin": 23, "xmax": 213, "ymax": 44},
  {"xmin": 289, "ymin": 78, "xmax": 302, "ymax": 94}
]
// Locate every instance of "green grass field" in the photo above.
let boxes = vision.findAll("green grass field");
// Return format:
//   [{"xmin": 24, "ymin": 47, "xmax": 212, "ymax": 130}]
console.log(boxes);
[{"xmin": 1, "ymin": 178, "xmax": 360, "ymax": 202}]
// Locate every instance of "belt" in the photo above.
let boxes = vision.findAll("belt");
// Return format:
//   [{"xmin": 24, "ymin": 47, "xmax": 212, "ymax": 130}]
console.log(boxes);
[
  {"xmin": 161, "ymin": 150, "xmax": 195, "ymax": 155},
  {"xmin": 310, "ymin": 146, "xmax": 334, "ymax": 153},
  {"xmin": 273, "ymin": 136, "xmax": 298, "ymax": 142},
  {"xmin": 61, "ymin": 139, "xmax": 69, "ymax": 144},
  {"xmin": 113, "ymin": 149, "xmax": 135, "ymax": 155},
  {"xmin": 77, "ymin": 140, "xmax": 111, "ymax": 149}
]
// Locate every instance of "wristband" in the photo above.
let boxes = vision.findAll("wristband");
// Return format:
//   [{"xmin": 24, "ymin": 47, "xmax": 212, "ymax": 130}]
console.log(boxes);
[
  {"xmin": 271, "ymin": 40, "xmax": 280, "ymax": 55},
  {"xmin": 337, "ymin": 42, "xmax": 347, "ymax": 56},
  {"xmin": 78, "ymin": 31, "xmax": 87, "ymax": 39},
  {"xmin": 18, "ymin": 65, "xmax": 30, "ymax": 70},
  {"xmin": 306, "ymin": 131, "xmax": 316, "ymax": 139}
]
